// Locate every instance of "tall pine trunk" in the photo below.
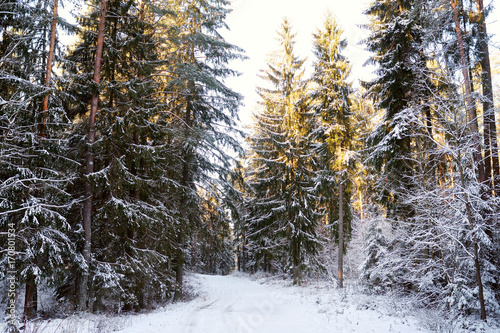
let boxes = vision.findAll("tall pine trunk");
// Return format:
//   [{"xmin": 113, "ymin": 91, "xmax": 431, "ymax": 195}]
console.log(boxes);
[
  {"xmin": 78, "ymin": 0, "xmax": 108, "ymax": 311},
  {"xmin": 40, "ymin": 0, "xmax": 58, "ymax": 138},
  {"xmin": 338, "ymin": 173, "xmax": 344, "ymax": 289}
]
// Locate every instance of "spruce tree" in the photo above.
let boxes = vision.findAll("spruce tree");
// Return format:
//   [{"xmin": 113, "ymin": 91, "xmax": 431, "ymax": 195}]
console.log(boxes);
[
  {"xmin": 310, "ymin": 14, "xmax": 355, "ymax": 288},
  {"xmin": 363, "ymin": 0, "xmax": 428, "ymax": 221},
  {"xmin": 63, "ymin": 0, "xmax": 179, "ymax": 311},
  {"xmin": 159, "ymin": 0, "xmax": 245, "ymax": 299},
  {"xmin": 246, "ymin": 19, "xmax": 322, "ymax": 284},
  {"xmin": 0, "ymin": 0, "xmax": 76, "ymax": 324}
]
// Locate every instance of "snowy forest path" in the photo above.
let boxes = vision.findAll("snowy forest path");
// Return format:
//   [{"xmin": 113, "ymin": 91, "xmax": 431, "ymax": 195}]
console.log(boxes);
[
  {"xmin": 183, "ymin": 274, "xmax": 331, "ymax": 333},
  {"xmin": 115, "ymin": 273, "xmax": 431, "ymax": 333},
  {"xmin": 119, "ymin": 273, "xmax": 332, "ymax": 333}
]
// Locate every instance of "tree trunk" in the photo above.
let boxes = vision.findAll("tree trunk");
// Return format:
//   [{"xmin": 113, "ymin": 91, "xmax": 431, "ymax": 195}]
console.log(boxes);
[
  {"xmin": 338, "ymin": 173, "xmax": 344, "ymax": 289},
  {"xmin": 40, "ymin": 0, "xmax": 58, "ymax": 138},
  {"xmin": 138, "ymin": 0, "xmax": 145, "ymax": 80},
  {"xmin": 78, "ymin": 0, "xmax": 108, "ymax": 312},
  {"xmin": 174, "ymin": 89, "xmax": 194, "ymax": 301},
  {"xmin": 174, "ymin": 230, "xmax": 185, "ymax": 301},
  {"xmin": 23, "ymin": 273, "xmax": 37, "ymax": 321},
  {"xmin": 450, "ymin": 0, "xmax": 485, "ymax": 184},
  {"xmin": 241, "ymin": 241, "xmax": 246, "ymax": 272},
  {"xmin": 475, "ymin": 0, "xmax": 500, "ymax": 196},
  {"xmin": 292, "ymin": 238, "xmax": 301, "ymax": 285},
  {"xmin": 452, "ymin": 0, "xmax": 487, "ymax": 321},
  {"xmin": 206, "ymin": 218, "xmax": 212, "ymax": 274}
]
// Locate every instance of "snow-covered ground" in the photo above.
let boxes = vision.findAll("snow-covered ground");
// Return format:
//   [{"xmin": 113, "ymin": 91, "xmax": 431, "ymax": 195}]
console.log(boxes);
[
  {"xmin": 9, "ymin": 272, "xmax": 499, "ymax": 332},
  {"xmin": 120, "ymin": 273, "xmax": 339, "ymax": 333}
]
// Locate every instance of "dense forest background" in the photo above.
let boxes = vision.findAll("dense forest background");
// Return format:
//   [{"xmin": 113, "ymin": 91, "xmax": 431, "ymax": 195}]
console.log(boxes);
[{"xmin": 1, "ymin": 0, "xmax": 500, "ymax": 330}]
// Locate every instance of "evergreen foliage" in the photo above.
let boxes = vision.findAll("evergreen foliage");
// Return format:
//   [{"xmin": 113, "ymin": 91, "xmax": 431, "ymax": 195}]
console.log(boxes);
[
  {"xmin": 245, "ymin": 19, "xmax": 322, "ymax": 285},
  {"xmin": 62, "ymin": 0, "xmax": 179, "ymax": 310},
  {"xmin": 158, "ymin": 0, "xmax": 245, "ymax": 299},
  {"xmin": 363, "ymin": 0, "xmax": 431, "ymax": 220},
  {"xmin": 1, "ymin": 0, "xmax": 499, "ymax": 326},
  {"xmin": 360, "ymin": 0, "xmax": 499, "ymax": 319},
  {"xmin": 1, "ymin": 0, "xmax": 244, "ymax": 316},
  {"xmin": 189, "ymin": 188, "xmax": 235, "ymax": 275},
  {"xmin": 310, "ymin": 14, "xmax": 355, "ymax": 250},
  {"xmin": 0, "ymin": 0, "xmax": 77, "ymax": 326}
]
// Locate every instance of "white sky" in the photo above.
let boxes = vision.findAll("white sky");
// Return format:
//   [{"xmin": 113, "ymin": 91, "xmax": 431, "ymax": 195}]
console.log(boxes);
[
  {"xmin": 220, "ymin": 0, "xmax": 500, "ymax": 128},
  {"xmin": 221, "ymin": 0, "xmax": 373, "ymax": 127}
]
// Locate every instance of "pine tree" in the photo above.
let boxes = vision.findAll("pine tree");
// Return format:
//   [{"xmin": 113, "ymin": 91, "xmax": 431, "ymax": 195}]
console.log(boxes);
[
  {"xmin": 63, "ymin": 0, "xmax": 181, "ymax": 311},
  {"xmin": 310, "ymin": 13, "xmax": 355, "ymax": 288},
  {"xmin": 159, "ymin": 0, "xmax": 245, "ymax": 299},
  {"xmin": 363, "ymin": 0, "xmax": 430, "ymax": 221},
  {"xmin": 246, "ymin": 19, "xmax": 322, "ymax": 284},
  {"xmin": 0, "ymin": 0, "xmax": 76, "ymax": 325},
  {"xmin": 80, "ymin": 0, "xmax": 107, "ymax": 312}
]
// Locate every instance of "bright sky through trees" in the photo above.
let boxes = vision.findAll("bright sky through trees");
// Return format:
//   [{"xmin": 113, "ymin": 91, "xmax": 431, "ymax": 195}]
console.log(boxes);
[
  {"xmin": 221, "ymin": 0, "xmax": 500, "ymax": 127},
  {"xmin": 219, "ymin": 0, "xmax": 374, "ymax": 127}
]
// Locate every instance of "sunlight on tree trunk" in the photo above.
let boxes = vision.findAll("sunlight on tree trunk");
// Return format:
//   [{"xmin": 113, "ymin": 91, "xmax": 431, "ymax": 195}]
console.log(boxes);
[
  {"xmin": 475, "ymin": 0, "xmax": 500, "ymax": 196},
  {"xmin": 40, "ymin": 0, "xmax": 58, "ymax": 138}
]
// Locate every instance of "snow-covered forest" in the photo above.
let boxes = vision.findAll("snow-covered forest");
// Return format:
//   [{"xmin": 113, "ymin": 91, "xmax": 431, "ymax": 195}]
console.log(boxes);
[{"xmin": 1, "ymin": 0, "xmax": 500, "ymax": 332}]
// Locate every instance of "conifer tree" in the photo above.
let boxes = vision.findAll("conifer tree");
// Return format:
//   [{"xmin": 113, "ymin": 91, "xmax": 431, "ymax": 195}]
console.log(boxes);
[
  {"xmin": 359, "ymin": 0, "xmax": 499, "ymax": 318},
  {"xmin": 310, "ymin": 14, "xmax": 355, "ymax": 288},
  {"xmin": 474, "ymin": 0, "xmax": 500, "ymax": 195},
  {"xmin": 0, "ymin": 0, "xmax": 76, "ymax": 324},
  {"xmin": 363, "ymin": 0, "xmax": 429, "ymax": 221},
  {"xmin": 63, "ymin": 0, "xmax": 181, "ymax": 311},
  {"xmin": 80, "ymin": 0, "xmax": 107, "ymax": 312},
  {"xmin": 159, "ymin": 0, "xmax": 245, "ymax": 299},
  {"xmin": 190, "ymin": 188, "xmax": 235, "ymax": 275},
  {"xmin": 246, "ymin": 19, "xmax": 322, "ymax": 284},
  {"xmin": 227, "ymin": 165, "xmax": 251, "ymax": 273}
]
